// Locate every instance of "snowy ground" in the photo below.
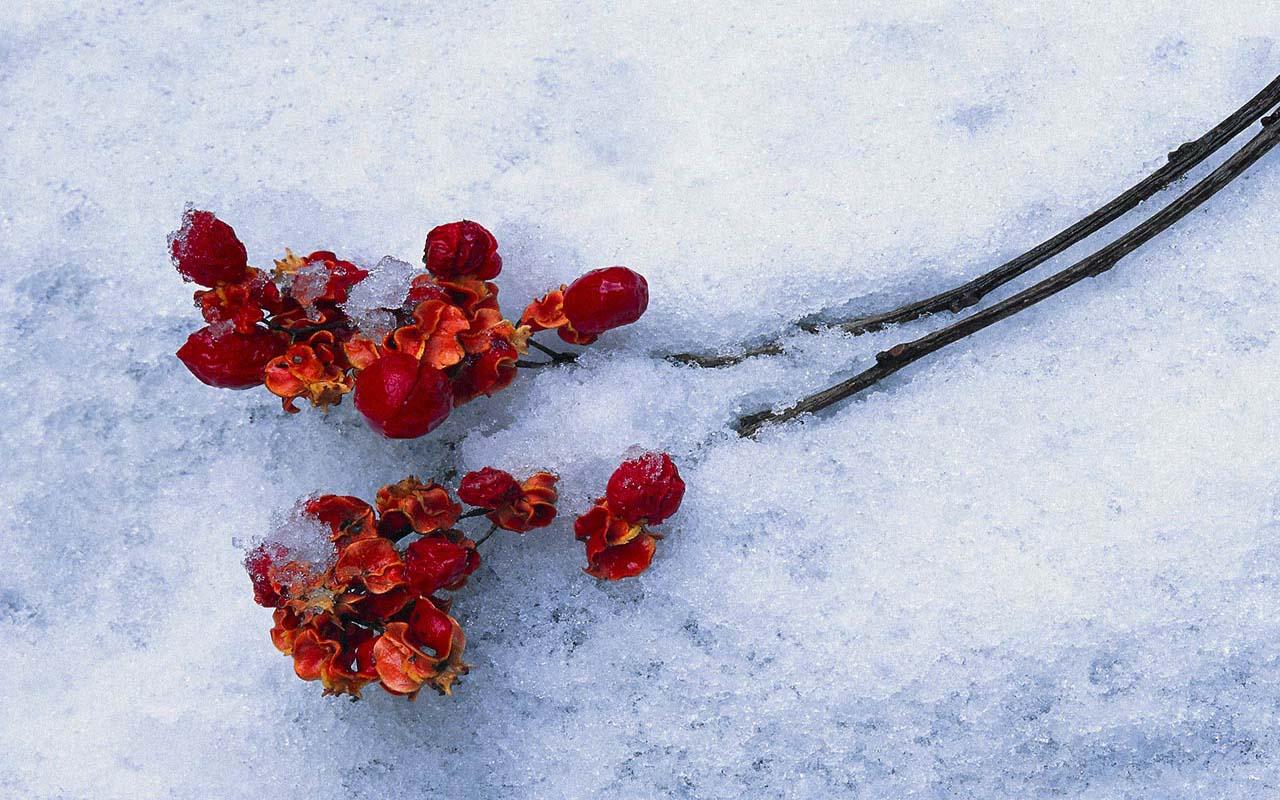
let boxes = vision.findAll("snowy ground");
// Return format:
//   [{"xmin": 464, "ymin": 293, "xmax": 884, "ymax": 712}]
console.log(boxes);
[{"xmin": 4, "ymin": 2, "xmax": 1280, "ymax": 798}]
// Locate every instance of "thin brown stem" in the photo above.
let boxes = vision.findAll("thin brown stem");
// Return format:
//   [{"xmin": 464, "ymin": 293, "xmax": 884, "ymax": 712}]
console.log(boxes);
[
  {"xmin": 459, "ymin": 507, "xmax": 492, "ymax": 520},
  {"xmin": 265, "ymin": 318, "xmax": 351, "ymax": 338},
  {"xmin": 672, "ymin": 74, "xmax": 1280, "ymax": 369},
  {"xmin": 529, "ymin": 338, "xmax": 578, "ymax": 363},
  {"xmin": 516, "ymin": 359, "xmax": 556, "ymax": 369},
  {"xmin": 737, "ymin": 113, "xmax": 1280, "ymax": 438},
  {"xmin": 473, "ymin": 523, "xmax": 500, "ymax": 548}
]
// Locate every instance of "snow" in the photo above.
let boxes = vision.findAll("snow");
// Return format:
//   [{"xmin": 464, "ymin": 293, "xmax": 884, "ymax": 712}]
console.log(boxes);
[
  {"xmin": 4, "ymin": 2, "xmax": 1280, "ymax": 798},
  {"xmin": 284, "ymin": 259, "xmax": 336, "ymax": 308},
  {"xmin": 342, "ymin": 255, "xmax": 418, "ymax": 338},
  {"xmin": 243, "ymin": 500, "xmax": 339, "ymax": 582}
]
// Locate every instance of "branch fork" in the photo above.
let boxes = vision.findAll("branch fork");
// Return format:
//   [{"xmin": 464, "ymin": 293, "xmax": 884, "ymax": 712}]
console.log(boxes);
[{"xmin": 725, "ymin": 76, "xmax": 1280, "ymax": 437}]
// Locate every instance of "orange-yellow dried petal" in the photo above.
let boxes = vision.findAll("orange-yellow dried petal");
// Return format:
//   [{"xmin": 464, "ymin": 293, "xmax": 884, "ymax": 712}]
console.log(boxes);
[
  {"xmin": 519, "ymin": 286, "xmax": 596, "ymax": 343},
  {"xmin": 520, "ymin": 287, "xmax": 569, "ymax": 331},
  {"xmin": 375, "ymin": 477, "xmax": 461, "ymax": 534},
  {"xmin": 343, "ymin": 335, "xmax": 381, "ymax": 370},
  {"xmin": 439, "ymin": 278, "xmax": 499, "ymax": 318},
  {"xmin": 304, "ymin": 495, "xmax": 378, "ymax": 547},
  {"xmin": 373, "ymin": 618, "xmax": 468, "ymax": 697},
  {"xmin": 262, "ymin": 333, "xmax": 354, "ymax": 412},
  {"xmin": 490, "ymin": 471, "xmax": 559, "ymax": 533},
  {"xmin": 334, "ymin": 537, "xmax": 406, "ymax": 594},
  {"xmin": 270, "ymin": 607, "xmax": 303, "ymax": 655},
  {"xmin": 291, "ymin": 627, "xmax": 342, "ymax": 683},
  {"xmin": 388, "ymin": 299, "xmax": 469, "ymax": 369}
]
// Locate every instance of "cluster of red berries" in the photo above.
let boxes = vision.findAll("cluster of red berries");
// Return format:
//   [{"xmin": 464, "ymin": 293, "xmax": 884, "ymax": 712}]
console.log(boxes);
[
  {"xmin": 247, "ymin": 453, "xmax": 683, "ymax": 699},
  {"xmin": 575, "ymin": 451, "xmax": 686, "ymax": 579},
  {"xmin": 173, "ymin": 206, "xmax": 688, "ymax": 700},
  {"xmin": 247, "ymin": 468, "xmax": 558, "ymax": 698},
  {"xmin": 173, "ymin": 210, "xmax": 649, "ymax": 438}
]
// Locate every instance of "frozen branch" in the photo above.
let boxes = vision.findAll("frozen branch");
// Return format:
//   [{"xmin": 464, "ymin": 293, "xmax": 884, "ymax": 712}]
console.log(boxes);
[
  {"xmin": 737, "ymin": 112, "xmax": 1280, "ymax": 437},
  {"xmin": 674, "ymin": 74, "xmax": 1280, "ymax": 368}
]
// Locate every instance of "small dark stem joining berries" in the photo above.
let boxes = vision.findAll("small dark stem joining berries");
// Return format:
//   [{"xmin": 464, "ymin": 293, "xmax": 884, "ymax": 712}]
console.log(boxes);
[
  {"xmin": 670, "ymin": 73, "xmax": 1280, "ymax": 369},
  {"xmin": 176, "ymin": 211, "xmax": 650, "ymax": 437},
  {"xmin": 473, "ymin": 523, "xmax": 500, "ymax": 548},
  {"xmin": 266, "ymin": 319, "xmax": 351, "ymax": 339},
  {"xmin": 528, "ymin": 338, "xmax": 578, "ymax": 363},
  {"xmin": 250, "ymin": 465, "xmax": 671, "ymax": 696},
  {"xmin": 736, "ymin": 113, "xmax": 1280, "ymax": 438}
]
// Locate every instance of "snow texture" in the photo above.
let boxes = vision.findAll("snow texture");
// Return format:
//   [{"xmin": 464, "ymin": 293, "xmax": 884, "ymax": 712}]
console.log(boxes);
[
  {"xmin": 245, "ymin": 500, "xmax": 340, "ymax": 584},
  {"xmin": 3, "ymin": 2, "xmax": 1280, "ymax": 798},
  {"xmin": 342, "ymin": 256, "xmax": 418, "ymax": 338}
]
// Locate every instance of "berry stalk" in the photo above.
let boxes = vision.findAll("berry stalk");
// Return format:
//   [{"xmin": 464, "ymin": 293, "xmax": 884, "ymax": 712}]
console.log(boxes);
[
  {"xmin": 672, "ymin": 73, "xmax": 1280, "ymax": 368},
  {"xmin": 737, "ymin": 111, "xmax": 1280, "ymax": 437}
]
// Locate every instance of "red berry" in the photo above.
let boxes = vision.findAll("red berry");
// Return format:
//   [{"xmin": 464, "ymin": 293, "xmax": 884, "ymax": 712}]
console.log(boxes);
[
  {"xmin": 605, "ymin": 451, "xmax": 685, "ymax": 524},
  {"xmin": 585, "ymin": 532, "xmax": 657, "ymax": 581},
  {"xmin": 403, "ymin": 535, "xmax": 480, "ymax": 595},
  {"xmin": 457, "ymin": 467, "xmax": 522, "ymax": 508},
  {"xmin": 407, "ymin": 598, "xmax": 456, "ymax": 657},
  {"xmin": 423, "ymin": 221, "xmax": 502, "ymax": 281},
  {"xmin": 449, "ymin": 336, "xmax": 519, "ymax": 406},
  {"xmin": 244, "ymin": 543, "xmax": 284, "ymax": 607},
  {"xmin": 176, "ymin": 325, "xmax": 286, "ymax": 389},
  {"xmin": 354, "ymin": 636, "xmax": 379, "ymax": 676},
  {"xmin": 353, "ymin": 351, "xmax": 453, "ymax": 439},
  {"xmin": 300, "ymin": 251, "xmax": 369, "ymax": 305},
  {"xmin": 562, "ymin": 267, "xmax": 648, "ymax": 335},
  {"xmin": 170, "ymin": 209, "xmax": 249, "ymax": 287},
  {"xmin": 405, "ymin": 275, "xmax": 451, "ymax": 307},
  {"xmin": 356, "ymin": 586, "xmax": 414, "ymax": 622}
]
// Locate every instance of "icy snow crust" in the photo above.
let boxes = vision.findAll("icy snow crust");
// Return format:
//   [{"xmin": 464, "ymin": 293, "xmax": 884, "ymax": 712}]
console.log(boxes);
[{"xmin": 4, "ymin": 3, "xmax": 1280, "ymax": 798}]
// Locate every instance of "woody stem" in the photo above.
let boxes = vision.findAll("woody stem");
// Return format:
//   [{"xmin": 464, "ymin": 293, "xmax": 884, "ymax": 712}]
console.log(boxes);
[
  {"xmin": 528, "ymin": 339, "xmax": 578, "ymax": 363},
  {"xmin": 668, "ymin": 73, "xmax": 1280, "ymax": 368},
  {"xmin": 265, "ymin": 318, "xmax": 351, "ymax": 339},
  {"xmin": 458, "ymin": 507, "xmax": 492, "ymax": 519},
  {"xmin": 736, "ymin": 112, "xmax": 1280, "ymax": 437},
  {"xmin": 473, "ymin": 523, "xmax": 500, "ymax": 547}
]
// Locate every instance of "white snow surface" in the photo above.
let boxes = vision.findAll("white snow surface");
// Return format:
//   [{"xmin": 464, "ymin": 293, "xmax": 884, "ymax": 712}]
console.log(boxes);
[
  {"xmin": 342, "ymin": 255, "xmax": 418, "ymax": 337},
  {"xmin": 4, "ymin": 3, "xmax": 1280, "ymax": 798},
  {"xmin": 248, "ymin": 500, "xmax": 340, "ymax": 583}
]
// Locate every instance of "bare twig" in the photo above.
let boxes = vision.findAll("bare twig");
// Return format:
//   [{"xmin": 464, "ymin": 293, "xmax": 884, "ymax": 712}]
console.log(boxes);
[
  {"xmin": 673, "ymin": 74, "xmax": 1280, "ymax": 369},
  {"xmin": 529, "ymin": 339, "xmax": 578, "ymax": 363},
  {"xmin": 737, "ymin": 113, "xmax": 1280, "ymax": 438},
  {"xmin": 474, "ymin": 523, "xmax": 500, "ymax": 548},
  {"xmin": 265, "ymin": 318, "xmax": 351, "ymax": 338}
]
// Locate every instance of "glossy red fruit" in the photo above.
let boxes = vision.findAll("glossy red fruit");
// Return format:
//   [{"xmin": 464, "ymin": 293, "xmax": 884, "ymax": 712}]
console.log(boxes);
[
  {"xmin": 449, "ymin": 336, "xmax": 519, "ymax": 406},
  {"xmin": 605, "ymin": 451, "xmax": 685, "ymax": 524},
  {"xmin": 423, "ymin": 221, "xmax": 502, "ymax": 281},
  {"xmin": 562, "ymin": 267, "xmax": 648, "ymax": 335},
  {"xmin": 405, "ymin": 275, "xmax": 452, "ymax": 306},
  {"xmin": 457, "ymin": 467, "xmax": 522, "ymax": 508},
  {"xmin": 353, "ymin": 351, "xmax": 453, "ymax": 438},
  {"xmin": 403, "ymin": 534, "xmax": 480, "ymax": 595},
  {"xmin": 244, "ymin": 543, "xmax": 285, "ymax": 608},
  {"xmin": 176, "ymin": 325, "xmax": 286, "ymax": 389},
  {"xmin": 354, "ymin": 636, "xmax": 379, "ymax": 676},
  {"xmin": 170, "ymin": 209, "xmax": 249, "ymax": 286},
  {"xmin": 585, "ymin": 532, "xmax": 657, "ymax": 581},
  {"xmin": 407, "ymin": 598, "xmax": 457, "ymax": 657},
  {"xmin": 301, "ymin": 251, "xmax": 369, "ymax": 305}
]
